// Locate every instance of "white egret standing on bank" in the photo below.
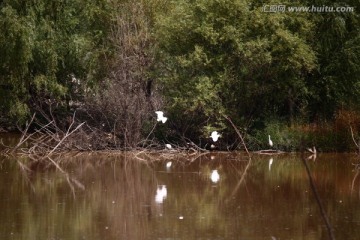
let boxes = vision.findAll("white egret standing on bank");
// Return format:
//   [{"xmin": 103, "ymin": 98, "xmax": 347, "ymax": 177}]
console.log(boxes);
[
  {"xmin": 211, "ymin": 131, "xmax": 221, "ymax": 142},
  {"xmin": 155, "ymin": 111, "xmax": 168, "ymax": 123},
  {"xmin": 268, "ymin": 135, "xmax": 273, "ymax": 147}
]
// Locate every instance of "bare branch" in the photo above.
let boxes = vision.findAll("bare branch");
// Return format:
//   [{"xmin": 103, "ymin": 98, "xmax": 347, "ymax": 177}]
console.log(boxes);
[
  {"xmin": 223, "ymin": 115, "xmax": 250, "ymax": 156},
  {"xmin": 350, "ymin": 125, "xmax": 360, "ymax": 154}
]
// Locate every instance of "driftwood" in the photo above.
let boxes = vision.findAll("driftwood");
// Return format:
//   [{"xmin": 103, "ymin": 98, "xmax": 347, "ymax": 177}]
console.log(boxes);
[{"xmin": 253, "ymin": 149, "xmax": 285, "ymax": 155}]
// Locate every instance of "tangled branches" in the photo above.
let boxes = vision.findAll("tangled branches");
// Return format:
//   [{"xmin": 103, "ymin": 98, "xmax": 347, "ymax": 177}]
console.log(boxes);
[{"xmin": 4, "ymin": 112, "xmax": 86, "ymax": 157}]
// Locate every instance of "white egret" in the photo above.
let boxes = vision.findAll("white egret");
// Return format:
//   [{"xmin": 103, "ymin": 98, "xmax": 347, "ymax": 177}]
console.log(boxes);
[
  {"xmin": 307, "ymin": 146, "xmax": 317, "ymax": 155},
  {"xmin": 155, "ymin": 111, "xmax": 168, "ymax": 123},
  {"xmin": 268, "ymin": 135, "xmax": 273, "ymax": 147},
  {"xmin": 210, "ymin": 131, "xmax": 221, "ymax": 142},
  {"xmin": 165, "ymin": 144, "xmax": 172, "ymax": 149},
  {"xmin": 166, "ymin": 161, "xmax": 172, "ymax": 168},
  {"xmin": 210, "ymin": 170, "xmax": 220, "ymax": 183}
]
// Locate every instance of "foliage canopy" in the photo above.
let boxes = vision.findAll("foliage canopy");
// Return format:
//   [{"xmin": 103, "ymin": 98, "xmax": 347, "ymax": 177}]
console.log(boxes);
[{"xmin": 1, "ymin": 0, "xmax": 360, "ymax": 150}]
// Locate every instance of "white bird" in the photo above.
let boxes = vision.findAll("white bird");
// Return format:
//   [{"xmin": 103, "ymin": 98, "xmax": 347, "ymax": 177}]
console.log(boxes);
[
  {"xmin": 165, "ymin": 144, "xmax": 172, "ymax": 149},
  {"xmin": 268, "ymin": 135, "xmax": 273, "ymax": 147},
  {"xmin": 210, "ymin": 131, "xmax": 221, "ymax": 142},
  {"xmin": 155, "ymin": 111, "xmax": 168, "ymax": 123},
  {"xmin": 210, "ymin": 170, "xmax": 220, "ymax": 183},
  {"xmin": 307, "ymin": 146, "xmax": 317, "ymax": 155}
]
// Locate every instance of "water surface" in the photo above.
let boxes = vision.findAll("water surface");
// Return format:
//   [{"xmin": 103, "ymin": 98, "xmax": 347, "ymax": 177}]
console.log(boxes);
[{"xmin": 0, "ymin": 151, "xmax": 360, "ymax": 240}]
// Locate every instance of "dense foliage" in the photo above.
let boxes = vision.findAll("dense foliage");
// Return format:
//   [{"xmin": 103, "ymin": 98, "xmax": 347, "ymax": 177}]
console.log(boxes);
[
  {"xmin": 155, "ymin": 0, "xmax": 360, "ymax": 150},
  {"xmin": 1, "ymin": 0, "xmax": 360, "ymax": 151},
  {"xmin": 0, "ymin": 0, "xmax": 109, "ymax": 124}
]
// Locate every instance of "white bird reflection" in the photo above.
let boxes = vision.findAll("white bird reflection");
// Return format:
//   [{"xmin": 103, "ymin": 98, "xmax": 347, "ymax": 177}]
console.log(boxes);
[
  {"xmin": 307, "ymin": 146, "xmax": 317, "ymax": 161},
  {"xmin": 155, "ymin": 185, "xmax": 167, "ymax": 204},
  {"xmin": 210, "ymin": 170, "xmax": 220, "ymax": 183},
  {"xmin": 269, "ymin": 157, "xmax": 273, "ymax": 171},
  {"xmin": 307, "ymin": 154, "xmax": 317, "ymax": 161}
]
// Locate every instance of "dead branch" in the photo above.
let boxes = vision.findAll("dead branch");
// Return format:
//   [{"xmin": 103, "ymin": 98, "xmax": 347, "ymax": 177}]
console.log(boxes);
[
  {"xmin": 253, "ymin": 149, "xmax": 285, "ymax": 155},
  {"xmin": 350, "ymin": 125, "xmax": 360, "ymax": 154},
  {"xmin": 11, "ymin": 113, "xmax": 36, "ymax": 153},
  {"xmin": 45, "ymin": 112, "xmax": 85, "ymax": 157},
  {"xmin": 223, "ymin": 115, "xmax": 250, "ymax": 156}
]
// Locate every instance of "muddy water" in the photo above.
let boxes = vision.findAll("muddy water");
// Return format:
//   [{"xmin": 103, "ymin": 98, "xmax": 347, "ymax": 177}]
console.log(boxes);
[{"xmin": 0, "ymin": 151, "xmax": 360, "ymax": 240}]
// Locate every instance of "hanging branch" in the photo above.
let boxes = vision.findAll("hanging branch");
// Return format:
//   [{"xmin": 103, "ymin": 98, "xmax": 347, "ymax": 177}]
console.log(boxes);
[
  {"xmin": 350, "ymin": 125, "xmax": 360, "ymax": 155},
  {"xmin": 223, "ymin": 115, "xmax": 250, "ymax": 156}
]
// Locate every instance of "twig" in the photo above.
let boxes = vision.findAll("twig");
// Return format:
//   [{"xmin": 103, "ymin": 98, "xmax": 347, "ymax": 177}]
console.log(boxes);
[
  {"xmin": 45, "ymin": 122, "xmax": 85, "ymax": 157},
  {"xmin": 223, "ymin": 115, "xmax": 250, "ymax": 156},
  {"xmin": 11, "ymin": 113, "xmax": 36, "ymax": 153},
  {"xmin": 142, "ymin": 121, "xmax": 158, "ymax": 147},
  {"xmin": 183, "ymin": 137, "xmax": 208, "ymax": 152},
  {"xmin": 350, "ymin": 125, "xmax": 360, "ymax": 154},
  {"xmin": 351, "ymin": 168, "xmax": 359, "ymax": 196}
]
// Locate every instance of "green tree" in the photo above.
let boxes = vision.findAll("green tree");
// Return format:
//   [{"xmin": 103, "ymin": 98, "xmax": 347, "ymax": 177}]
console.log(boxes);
[
  {"xmin": 155, "ymin": 0, "xmax": 317, "ymax": 140},
  {"xmin": 0, "ymin": 0, "xmax": 109, "ymax": 124},
  {"xmin": 306, "ymin": 0, "xmax": 360, "ymax": 119}
]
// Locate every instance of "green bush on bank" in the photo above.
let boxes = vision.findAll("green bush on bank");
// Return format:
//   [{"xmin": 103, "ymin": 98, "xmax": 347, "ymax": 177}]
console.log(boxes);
[
  {"xmin": 248, "ymin": 110, "xmax": 360, "ymax": 152},
  {"xmin": 0, "ymin": 0, "xmax": 359, "ymax": 152}
]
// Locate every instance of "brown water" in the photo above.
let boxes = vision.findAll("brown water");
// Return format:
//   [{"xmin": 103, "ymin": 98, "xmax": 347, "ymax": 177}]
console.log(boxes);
[{"xmin": 0, "ymin": 151, "xmax": 360, "ymax": 240}]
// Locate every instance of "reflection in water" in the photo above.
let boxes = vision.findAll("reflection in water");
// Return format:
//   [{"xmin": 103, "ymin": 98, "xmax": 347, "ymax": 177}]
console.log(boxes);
[
  {"xmin": 210, "ymin": 170, "xmax": 220, "ymax": 183},
  {"xmin": 269, "ymin": 157, "xmax": 273, "ymax": 171},
  {"xmin": 166, "ymin": 161, "xmax": 172, "ymax": 169},
  {"xmin": 302, "ymin": 154, "xmax": 336, "ymax": 239},
  {"xmin": 0, "ymin": 152, "xmax": 360, "ymax": 239},
  {"xmin": 308, "ymin": 153, "xmax": 317, "ymax": 161},
  {"xmin": 155, "ymin": 185, "xmax": 167, "ymax": 204}
]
